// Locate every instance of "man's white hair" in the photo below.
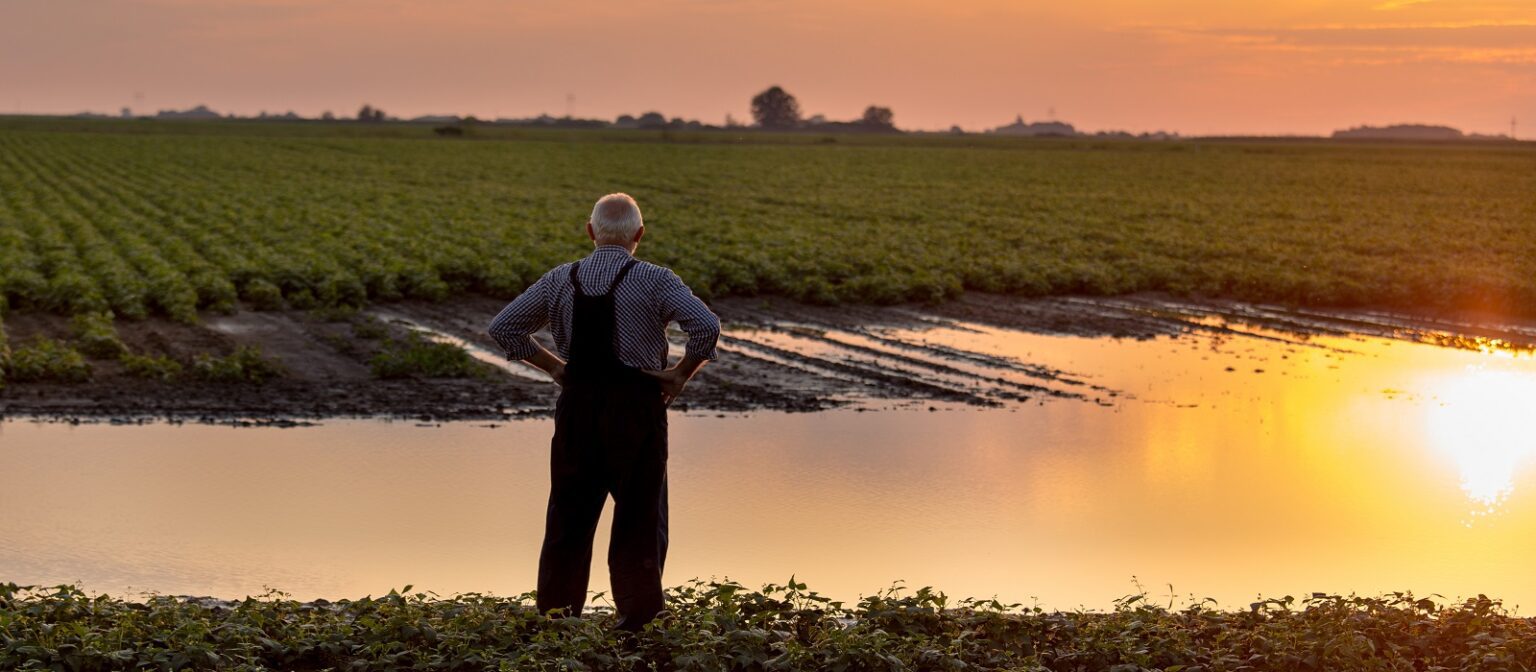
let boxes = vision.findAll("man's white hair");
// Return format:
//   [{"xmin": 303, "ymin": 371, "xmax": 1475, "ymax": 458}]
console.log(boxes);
[{"xmin": 589, "ymin": 193, "xmax": 643, "ymax": 243}]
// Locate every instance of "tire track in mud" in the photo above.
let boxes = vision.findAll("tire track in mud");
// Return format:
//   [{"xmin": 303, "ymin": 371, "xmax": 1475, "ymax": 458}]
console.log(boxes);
[
  {"xmin": 4, "ymin": 293, "xmax": 1532, "ymax": 422},
  {"xmin": 848, "ymin": 330, "xmax": 1091, "ymax": 386},
  {"xmin": 1039, "ymin": 297, "xmax": 1359, "ymax": 355},
  {"xmin": 918, "ymin": 294, "xmax": 1536, "ymax": 356},
  {"xmin": 1247, "ymin": 306, "xmax": 1536, "ymax": 354},
  {"xmin": 720, "ymin": 333, "xmax": 1008, "ymax": 407},
  {"xmin": 712, "ymin": 306, "xmax": 1119, "ymax": 407},
  {"xmin": 741, "ymin": 326, "xmax": 1093, "ymax": 403},
  {"xmin": 829, "ymin": 328, "xmax": 1103, "ymax": 388}
]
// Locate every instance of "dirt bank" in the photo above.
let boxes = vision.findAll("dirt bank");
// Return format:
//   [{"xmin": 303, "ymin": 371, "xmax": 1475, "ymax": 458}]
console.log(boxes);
[{"xmin": 3, "ymin": 293, "xmax": 1532, "ymax": 424}]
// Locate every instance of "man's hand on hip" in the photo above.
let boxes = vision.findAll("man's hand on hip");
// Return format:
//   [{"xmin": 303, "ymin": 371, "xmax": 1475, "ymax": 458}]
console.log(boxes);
[
  {"xmin": 644, "ymin": 353, "xmax": 709, "ymax": 407},
  {"xmin": 524, "ymin": 344, "xmax": 568, "ymax": 387},
  {"xmin": 646, "ymin": 367, "xmax": 691, "ymax": 406}
]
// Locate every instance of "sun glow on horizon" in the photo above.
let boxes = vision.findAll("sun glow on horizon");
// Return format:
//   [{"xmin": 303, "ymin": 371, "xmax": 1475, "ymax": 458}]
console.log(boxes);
[{"xmin": 1, "ymin": 0, "xmax": 1531, "ymax": 135}]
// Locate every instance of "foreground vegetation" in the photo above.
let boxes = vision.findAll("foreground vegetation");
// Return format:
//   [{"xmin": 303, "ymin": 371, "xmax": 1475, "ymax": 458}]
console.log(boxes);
[{"xmin": 3, "ymin": 580, "xmax": 1533, "ymax": 671}]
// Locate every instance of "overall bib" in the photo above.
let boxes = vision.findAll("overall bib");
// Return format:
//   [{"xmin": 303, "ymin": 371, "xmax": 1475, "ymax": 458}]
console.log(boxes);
[{"xmin": 536, "ymin": 258, "xmax": 669, "ymax": 630}]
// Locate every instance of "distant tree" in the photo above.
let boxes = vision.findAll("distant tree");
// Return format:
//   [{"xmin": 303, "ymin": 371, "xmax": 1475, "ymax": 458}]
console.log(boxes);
[
  {"xmin": 321, "ymin": 111, "xmax": 335, "ymax": 121},
  {"xmin": 637, "ymin": 111, "xmax": 666, "ymax": 128},
  {"xmin": 751, "ymin": 86, "xmax": 801, "ymax": 129},
  {"xmin": 861, "ymin": 106, "xmax": 895, "ymax": 129},
  {"xmin": 724, "ymin": 113, "xmax": 741, "ymax": 128},
  {"xmin": 357, "ymin": 104, "xmax": 385, "ymax": 123}
]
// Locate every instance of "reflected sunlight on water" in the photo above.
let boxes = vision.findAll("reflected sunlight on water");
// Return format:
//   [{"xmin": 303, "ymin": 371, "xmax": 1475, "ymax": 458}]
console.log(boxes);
[
  {"xmin": 2, "ymin": 311, "xmax": 1535, "ymax": 609},
  {"xmin": 1424, "ymin": 367, "xmax": 1536, "ymax": 514}
]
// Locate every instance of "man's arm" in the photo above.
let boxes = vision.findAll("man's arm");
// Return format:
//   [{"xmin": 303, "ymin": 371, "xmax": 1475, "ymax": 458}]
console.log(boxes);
[
  {"xmin": 521, "ymin": 343, "xmax": 567, "ymax": 387},
  {"xmin": 646, "ymin": 269, "xmax": 720, "ymax": 404},
  {"xmin": 488, "ymin": 271, "xmax": 566, "ymax": 385}
]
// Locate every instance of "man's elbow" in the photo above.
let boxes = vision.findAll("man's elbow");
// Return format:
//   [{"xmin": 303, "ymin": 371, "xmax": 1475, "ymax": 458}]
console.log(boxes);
[
  {"xmin": 687, "ymin": 314, "xmax": 722, "ymax": 360},
  {"xmin": 488, "ymin": 319, "xmax": 530, "ymax": 358},
  {"xmin": 487, "ymin": 318, "xmax": 510, "ymax": 348},
  {"xmin": 697, "ymin": 313, "xmax": 721, "ymax": 343}
]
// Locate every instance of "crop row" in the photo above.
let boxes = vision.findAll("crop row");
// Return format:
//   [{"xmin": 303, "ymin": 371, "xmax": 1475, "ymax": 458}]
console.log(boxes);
[{"xmin": 0, "ymin": 125, "xmax": 1532, "ymax": 327}]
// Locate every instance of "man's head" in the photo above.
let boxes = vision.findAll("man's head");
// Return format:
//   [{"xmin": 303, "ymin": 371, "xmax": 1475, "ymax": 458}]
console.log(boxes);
[{"xmin": 587, "ymin": 193, "xmax": 644, "ymax": 251}]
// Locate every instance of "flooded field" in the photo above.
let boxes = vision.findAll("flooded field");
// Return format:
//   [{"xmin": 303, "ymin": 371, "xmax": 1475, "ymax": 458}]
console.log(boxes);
[{"xmin": 3, "ymin": 299, "xmax": 1534, "ymax": 609}]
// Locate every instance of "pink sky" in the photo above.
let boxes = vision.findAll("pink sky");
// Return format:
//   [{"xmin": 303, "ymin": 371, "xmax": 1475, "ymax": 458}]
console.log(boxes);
[{"xmin": 2, "ymin": 0, "xmax": 1533, "ymax": 135}]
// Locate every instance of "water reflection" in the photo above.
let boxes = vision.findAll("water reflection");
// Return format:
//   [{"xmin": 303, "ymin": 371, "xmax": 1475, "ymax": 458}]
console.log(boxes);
[
  {"xmin": 1424, "ymin": 367, "xmax": 1536, "ymax": 514},
  {"xmin": 2, "ymin": 315, "xmax": 1534, "ymax": 608}
]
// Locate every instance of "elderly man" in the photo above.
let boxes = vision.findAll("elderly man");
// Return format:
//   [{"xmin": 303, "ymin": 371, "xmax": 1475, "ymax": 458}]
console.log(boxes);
[{"xmin": 488, "ymin": 193, "xmax": 719, "ymax": 631}]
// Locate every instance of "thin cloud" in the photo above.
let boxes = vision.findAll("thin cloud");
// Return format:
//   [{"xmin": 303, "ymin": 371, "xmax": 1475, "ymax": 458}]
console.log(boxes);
[
  {"xmin": 1138, "ymin": 21, "xmax": 1536, "ymax": 66},
  {"xmin": 1291, "ymin": 20, "xmax": 1536, "ymax": 30},
  {"xmin": 1375, "ymin": 0, "xmax": 1437, "ymax": 10}
]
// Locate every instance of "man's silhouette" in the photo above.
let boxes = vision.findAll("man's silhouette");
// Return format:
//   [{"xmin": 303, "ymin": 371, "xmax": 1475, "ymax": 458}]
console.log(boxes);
[{"xmin": 489, "ymin": 193, "xmax": 719, "ymax": 630}]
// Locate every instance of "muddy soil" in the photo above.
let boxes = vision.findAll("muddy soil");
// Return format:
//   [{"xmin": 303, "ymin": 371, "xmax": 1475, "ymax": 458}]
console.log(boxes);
[{"xmin": 3, "ymin": 293, "xmax": 1532, "ymax": 424}]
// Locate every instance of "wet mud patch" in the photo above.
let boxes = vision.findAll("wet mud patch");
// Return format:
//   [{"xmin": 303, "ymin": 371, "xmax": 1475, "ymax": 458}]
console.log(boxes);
[{"xmin": 2, "ymin": 293, "xmax": 1531, "ymax": 423}]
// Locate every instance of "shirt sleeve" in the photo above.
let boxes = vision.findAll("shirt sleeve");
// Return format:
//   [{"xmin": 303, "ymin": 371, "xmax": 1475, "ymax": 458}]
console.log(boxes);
[
  {"xmin": 488, "ymin": 271, "xmax": 552, "ymax": 361},
  {"xmin": 656, "ymin": 269, "xmax": 720, "ymax": 361}
]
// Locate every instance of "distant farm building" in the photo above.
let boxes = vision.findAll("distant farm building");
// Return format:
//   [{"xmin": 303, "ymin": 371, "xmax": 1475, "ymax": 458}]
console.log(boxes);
[{"xmin": 991, "ymin": 115, "xmax": 1077, "ymax": 137}]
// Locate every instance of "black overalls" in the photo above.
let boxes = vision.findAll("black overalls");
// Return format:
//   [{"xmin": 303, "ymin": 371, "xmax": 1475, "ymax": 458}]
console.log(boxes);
[{"xmin": 535, "ymin": 258, "xmax": 670, "ymax": 630}]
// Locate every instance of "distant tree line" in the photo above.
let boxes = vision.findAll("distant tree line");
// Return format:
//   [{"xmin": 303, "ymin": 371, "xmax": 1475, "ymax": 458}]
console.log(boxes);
[
  {"xmin": 750, "ymin": 86, "xmax": 898, "ymax": 133},
  {"xmin": 1328, "ymin": 124, "xmax": 1510, "ymax": 141},
  {"xmin": 89, "ymin": 88, "xmax": 899, "ymax": 133},
  {"xmin": 104, "ymin": 102, "xmax": 1515, "ymax": 144},
  {"xmin": 356, "ymin": 105, "xmax": 387, "ymax": 123},
  {"xmin": 93, "ymin": 93, "xmax": 1210, "ymax": 141},
  {"xmin": 613, "ymin": 112, "xmax": 708, "ymax": 131},
  {"xmin": 92, "ymin": 101, "xmax": 1174, "ymax": 140}
]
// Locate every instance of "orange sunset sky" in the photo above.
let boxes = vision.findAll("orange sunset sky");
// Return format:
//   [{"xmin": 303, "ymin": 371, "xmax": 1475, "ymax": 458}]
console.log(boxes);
[{"xmin": 2, "ymin": 0, "xmax": 1533, "ymax": 135}]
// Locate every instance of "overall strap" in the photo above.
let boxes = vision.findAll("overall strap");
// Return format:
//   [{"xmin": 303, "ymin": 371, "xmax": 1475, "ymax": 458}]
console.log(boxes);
[
  {"xmin": 568, "ymin": 261, "xmax": 585, "ymax": 297},
  {"xmin": 603, "ymin": 259, "xmax": 640, "ymax": 297}
]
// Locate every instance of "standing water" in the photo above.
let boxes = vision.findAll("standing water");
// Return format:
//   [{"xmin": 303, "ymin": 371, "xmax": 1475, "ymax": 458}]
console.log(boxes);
[{"xmin": 3, "ymin": 304, "xmax": 1535, "ymax": 609}]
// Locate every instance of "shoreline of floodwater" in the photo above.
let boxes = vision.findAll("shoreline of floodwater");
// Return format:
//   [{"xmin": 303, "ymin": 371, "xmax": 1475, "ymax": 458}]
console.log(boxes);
[{"xmin": 2, "ymin": 293, "xmax": 1532, "ymax": 425}]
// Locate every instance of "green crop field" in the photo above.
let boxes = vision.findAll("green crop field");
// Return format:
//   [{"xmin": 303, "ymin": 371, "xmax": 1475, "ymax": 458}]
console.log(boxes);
[{"xmin": 0, "ymin": 117, "xmax": 1532, "ymax": 332}]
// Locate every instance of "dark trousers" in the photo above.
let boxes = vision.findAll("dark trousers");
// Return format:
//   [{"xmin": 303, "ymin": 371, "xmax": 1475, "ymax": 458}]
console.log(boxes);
[{"xmin": 536, "ymin": 371, "xmax": 669, "ymax": 629}]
